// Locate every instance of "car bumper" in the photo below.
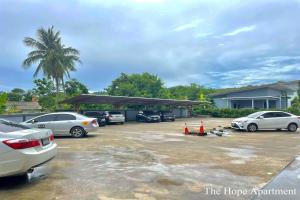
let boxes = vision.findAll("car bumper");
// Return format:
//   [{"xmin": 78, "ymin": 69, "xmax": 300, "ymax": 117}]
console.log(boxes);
[
  {"xmin": 146, "ymin": 118, "xmax": 161, "ymax": 122},
  {"xmin": 0, "ymin": 143, "xmax": 57, "ymax": 177},
  {"xmin": 231, "ymin": 122, "xmax": 246, "ymax": 130},
  {"xmin": 163, "ymin": 117, "xmax": 175, "ymax": 121},
  {"xmin": 84, "ymin": 126, "xmax": 98, "ymax": 133},
  {"xmin": 109, "ymin": 118, "xmax": 125, "ymax": 123}
]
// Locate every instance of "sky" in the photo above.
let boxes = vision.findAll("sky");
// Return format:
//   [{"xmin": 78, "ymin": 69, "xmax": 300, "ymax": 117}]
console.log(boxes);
[{"xmin": 1, "ymin": 0, "xmax": 300, "ymax": 92}]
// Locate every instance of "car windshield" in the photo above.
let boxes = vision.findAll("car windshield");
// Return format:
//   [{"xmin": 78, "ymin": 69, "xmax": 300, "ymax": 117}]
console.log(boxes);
[
  {"xmin": 0, "ymin": 120, "xmax": 30, "ymax": 133},
  {"xmin": 144, "ymin": 111, "xmax": 157, "ymax": 115},
  {"xmin": 109, "ymin": 112, "xmax": 121, "ymax": 114},
  {"xmin": 247, "ymin": 112, "xmax": 264, "ymax": 118}
]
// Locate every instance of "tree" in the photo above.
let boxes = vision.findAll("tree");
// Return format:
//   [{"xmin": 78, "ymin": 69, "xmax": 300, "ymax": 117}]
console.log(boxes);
[
  {"xmin": 0, "ymin": 92, "xmax": 7, "ymax": 114},
  {"xmin": 65, "ymin": 79, "xmax": 89, "ymax": 96},
  {"xmin": 106, "ymin": 73, "xmax": 170, "ymax": 98},
  {"xmin": 169, "ymin": 83, "xmax": 215, "ymax": 100},
  {"xmin": 7, "ymin": 88, "xmax": 25, "ymax": 101},
  {"xmin": 22, "ymin": 26, "xmax": 81, "ymax": 107},
  {"xmin": 33, "ymin": 78, "xmax": 56, "ymax": 96}
]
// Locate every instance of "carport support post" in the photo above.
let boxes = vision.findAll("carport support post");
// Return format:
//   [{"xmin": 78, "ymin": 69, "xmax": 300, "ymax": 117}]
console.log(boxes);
[
  {"xmin": 188, "ymin": 105, "xmax": 193, "ymax": 117},
  {"xmin": 74, "ymin": 104, "xmax": 80, "ymax": 113}
]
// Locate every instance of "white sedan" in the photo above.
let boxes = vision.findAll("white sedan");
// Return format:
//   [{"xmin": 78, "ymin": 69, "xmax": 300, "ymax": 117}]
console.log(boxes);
[
  {"xmin": 231, "ymin": 111, "xmax": 300, "ymax": 132},
  {"xmin": 0, "ymin": 119, "xmax": 57, "ymax": 178},
  {"xmin": 21, "ymin": 112, "xmax": 98, "ymax": 138}
]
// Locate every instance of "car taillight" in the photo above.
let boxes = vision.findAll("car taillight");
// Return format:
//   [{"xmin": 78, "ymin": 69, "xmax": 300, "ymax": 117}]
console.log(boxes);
[
  {"xmin": 50, "ymin": 134, "xmax": 55, "ymax": 141},
  {"xmin": 92, "ymin": 119, "xmax": 98, "ymax": 125},
  {"xmin": 3, "ymin": 139, "xmax": 41, "ymax": 150}
]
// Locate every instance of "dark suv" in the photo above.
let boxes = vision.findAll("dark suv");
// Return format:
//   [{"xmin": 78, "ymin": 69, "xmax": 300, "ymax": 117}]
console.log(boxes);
[
  {"xmin": 158, "ymin": 111, "xmax": 175, "ymax": 122},
  {"xmin": 84, "ymin": 111, "xmax": 106, "ymax": 126},
  {"xmin": 136, "ymin": 111, "xmax": 161, "ymax": 123}
]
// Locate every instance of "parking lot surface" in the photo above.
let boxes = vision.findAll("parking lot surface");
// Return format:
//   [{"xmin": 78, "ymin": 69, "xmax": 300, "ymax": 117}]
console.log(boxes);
[{"xmin": 1, "ymin": 118, "xmax": 300, "ymax": 200}]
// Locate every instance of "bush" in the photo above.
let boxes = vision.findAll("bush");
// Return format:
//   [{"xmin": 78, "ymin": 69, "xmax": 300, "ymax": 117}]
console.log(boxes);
[
  {"xmin": 193, "ymin": 108, "xmax": 259, "ymax": 118},
  {"xmin": 193, "ymin": 106, "xmax": 300, "ymax": 118},
  {"xmin": 287, "ymin": 105, "xmax": 300, "ymax": 116}
]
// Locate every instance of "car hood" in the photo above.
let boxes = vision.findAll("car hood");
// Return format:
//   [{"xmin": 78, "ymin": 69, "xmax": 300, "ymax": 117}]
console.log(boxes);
[
  {"xmin": 233, "ymin": 117, "xmax": 250, "ymax": 122},
  {"xmin": 147, "ymin": 115, "xmax": 160, "ymax": 118}
]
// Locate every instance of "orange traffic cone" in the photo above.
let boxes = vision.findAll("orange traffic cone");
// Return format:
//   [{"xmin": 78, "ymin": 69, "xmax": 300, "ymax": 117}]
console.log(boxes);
[
  {"xmin": 199, "ymin": 120, "xmax": 204, "ymax": 136},
  {"xmin": 184, "ymin": 123, "xmax": 189, "ymax": 135}
]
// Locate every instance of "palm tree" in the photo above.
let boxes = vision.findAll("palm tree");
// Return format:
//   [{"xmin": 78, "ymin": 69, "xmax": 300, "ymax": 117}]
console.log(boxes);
[{"xmin": 22, "ymin": 26, "xmax": 81, "ymax": 107}]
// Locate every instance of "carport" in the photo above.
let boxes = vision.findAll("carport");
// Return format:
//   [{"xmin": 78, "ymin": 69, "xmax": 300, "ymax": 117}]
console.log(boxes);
[{"xmin": 62, "ymin": 94, "xmax": 202, "ymax": 120}]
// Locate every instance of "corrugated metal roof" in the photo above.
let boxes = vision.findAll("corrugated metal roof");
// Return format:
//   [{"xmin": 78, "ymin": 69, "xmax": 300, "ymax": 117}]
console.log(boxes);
[
  {"xmin": 209, "ymin": 80, "xmax": 300, "ymax": 98},
  {"xmin": 62, "ymin": 94, "xmax": 203, "ymax": 106}
]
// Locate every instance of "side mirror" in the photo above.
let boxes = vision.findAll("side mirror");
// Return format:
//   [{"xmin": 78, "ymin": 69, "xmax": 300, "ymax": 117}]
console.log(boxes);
[{"xmin": 258, "ymin": 116, "xmax": 264, "ymax": 119}]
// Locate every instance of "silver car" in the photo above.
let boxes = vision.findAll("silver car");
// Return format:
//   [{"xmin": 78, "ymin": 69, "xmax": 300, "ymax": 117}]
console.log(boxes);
[
  {"xmin": 0, "ymin": 119, "xmax": 57, "ymax": 177},
  {"xmin": 231, "ymin": 111, "xmax": 300, "ymax": 132},
  {"xmin": 21, "ymin": 112, "xmax": 98, "ymax": 138},
  {"xmin": 103, "ymin": 111, "xmax": 125, "ymax": 124}
]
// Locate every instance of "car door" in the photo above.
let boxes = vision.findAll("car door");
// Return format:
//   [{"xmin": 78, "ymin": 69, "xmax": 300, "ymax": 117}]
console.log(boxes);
[
  {"xmin": 257, "ymin": 112, "xmax": 276, "ymax": 129},
  {"xmin": 30, "ymin": 114, "xmax": 56, "ymax": 129},
  {"xmin": 52, "ymin": 114, "xmax": 76, "ymax": 135},
  {"xmin": 273, "ymin": 112, "xmax": 292, "ymax": 129}
]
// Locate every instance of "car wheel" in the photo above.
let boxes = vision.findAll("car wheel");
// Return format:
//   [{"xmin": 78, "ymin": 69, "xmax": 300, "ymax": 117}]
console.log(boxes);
[
  {"xmin": 247, "ymin": 123, "xmax": 258, "ymax": 132},
  {"xmin": 70, "ymin": 126, "xmax": 86, "ymax": 138},
  {"xmin": 287, "ymin": 123, "xmax": 298, "ymax": 132}
]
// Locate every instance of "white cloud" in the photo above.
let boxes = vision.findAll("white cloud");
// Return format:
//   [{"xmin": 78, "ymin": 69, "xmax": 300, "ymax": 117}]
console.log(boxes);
[
  {"xmin": 223, "ymin": 25, "xmax": 256, "ymax": 36},
  {"xmin": 173, "ymin": 19, "xmax": 203, "ymax": 32},
  {"xmin": 207, "ymin": 63, "xmax": 300, "ymax": 88}
]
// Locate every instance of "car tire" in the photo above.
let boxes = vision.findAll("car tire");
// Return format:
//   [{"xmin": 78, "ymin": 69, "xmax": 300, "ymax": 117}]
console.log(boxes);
[
  {"xmin": 247, "ymin": 123, "xmax": 258, "ymax": 132},
  {"xmin": 287, "ymin": 123, "xmax": 298, "ymax": 132},
  {"xmin": 70, "ymin": 126, "xmax": 86, "ymax": 138}
]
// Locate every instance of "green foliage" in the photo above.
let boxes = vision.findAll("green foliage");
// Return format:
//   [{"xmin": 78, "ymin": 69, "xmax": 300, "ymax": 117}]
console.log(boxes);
[
  {"xmin": 194, "ymin": 107, "xmax": 300, "ymax": 118},
  {"xmin": 0, "ymin": 92, "xmax": 8, "ymax": 114},
  {"xmin": 22, "ymin": 26, "xmax": 81, "ymax": 108},
  {"xmin": 106, "ymin": 73, "xmax": 170, "ymax": 98},
  {"xmin": 33, "ymin": 78, "xmax": 56, "ymax": 96},
  {"xmin": 7, "ymin": 88, "xmax": 33, "ymax": 102},
  {"xmin": 7, "ymin": 88, "xmax": 25, "ymax": 101},
  {"xmin": 168, "ymin": 83, "xmax": 215, "ymax": 101},
  {"xmin": 193, "ymin": 108, "xmax": 258, "ymax": 118},
  {"xmin": 287, "ymin": 105, "xmax": 300, "ymax": 116},
  {"xmin": 31, "ymin": 78, "xmax": 88, "ymax": 111},
  {"xmin": 65, "ymin": 79, "xmax": 89, "ymax": 96}
]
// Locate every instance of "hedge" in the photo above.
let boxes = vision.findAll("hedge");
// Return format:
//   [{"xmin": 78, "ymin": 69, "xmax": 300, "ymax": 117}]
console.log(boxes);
[{"xmin": 193, "ymin": 107, "xmax": 300, "ymax": 118}]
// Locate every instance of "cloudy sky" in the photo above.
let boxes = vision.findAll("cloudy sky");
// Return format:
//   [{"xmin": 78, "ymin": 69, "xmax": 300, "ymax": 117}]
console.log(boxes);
[{"xmin": 1, "ymin": 0, "xmax": 300, "ymax": 91}]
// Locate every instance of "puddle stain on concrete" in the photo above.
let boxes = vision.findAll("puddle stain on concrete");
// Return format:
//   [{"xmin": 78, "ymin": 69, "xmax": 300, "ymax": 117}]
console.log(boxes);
[
  {"xmin": 219, "ymin": 147, "xmax": 257, "ymax": 165},
  {"xmin": 57, "ymin": 146, "xmax": 260, "ymax": 200}
]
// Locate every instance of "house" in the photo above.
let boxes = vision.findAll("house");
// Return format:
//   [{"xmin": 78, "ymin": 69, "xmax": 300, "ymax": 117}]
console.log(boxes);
[
  {"xmin": 210, "ymin": 81, "xmax": 299, "ymax": 109},
  {"xmin": 6, "ymin": 101, "xmax": 42, "ymax": 113}
]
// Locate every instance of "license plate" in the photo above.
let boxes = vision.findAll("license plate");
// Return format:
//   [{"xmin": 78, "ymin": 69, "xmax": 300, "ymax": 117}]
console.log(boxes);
[{"xmin": 41, "ymin": 138, "xmax": 50, "ymax": 146}]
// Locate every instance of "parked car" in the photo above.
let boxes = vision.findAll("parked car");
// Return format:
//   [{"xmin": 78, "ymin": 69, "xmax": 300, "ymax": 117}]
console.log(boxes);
[
  {"xmin": 158, "ymin": 111, "xmax": 175, "ymax": 122},
  {"xmin": 83, "ymin": 111, "xmax": 106, "ymax": 126},
  {"xmin": 103, "ymin": 111, "xmax": 125, "ymax": 124},
  {"xmin": 136, "ymin": 111, "xmax": 161, "ymax": 122},
  {"xmin": 231, "ymin": 111, "xmax": 300, "ymax": 132},
  {"xmin": 0, "ymin": 119, "xmax": 57, "ymax": 177},
  {"xmin": 20, "ymin": 112, "xmax": 98, "ymax": 138}
]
